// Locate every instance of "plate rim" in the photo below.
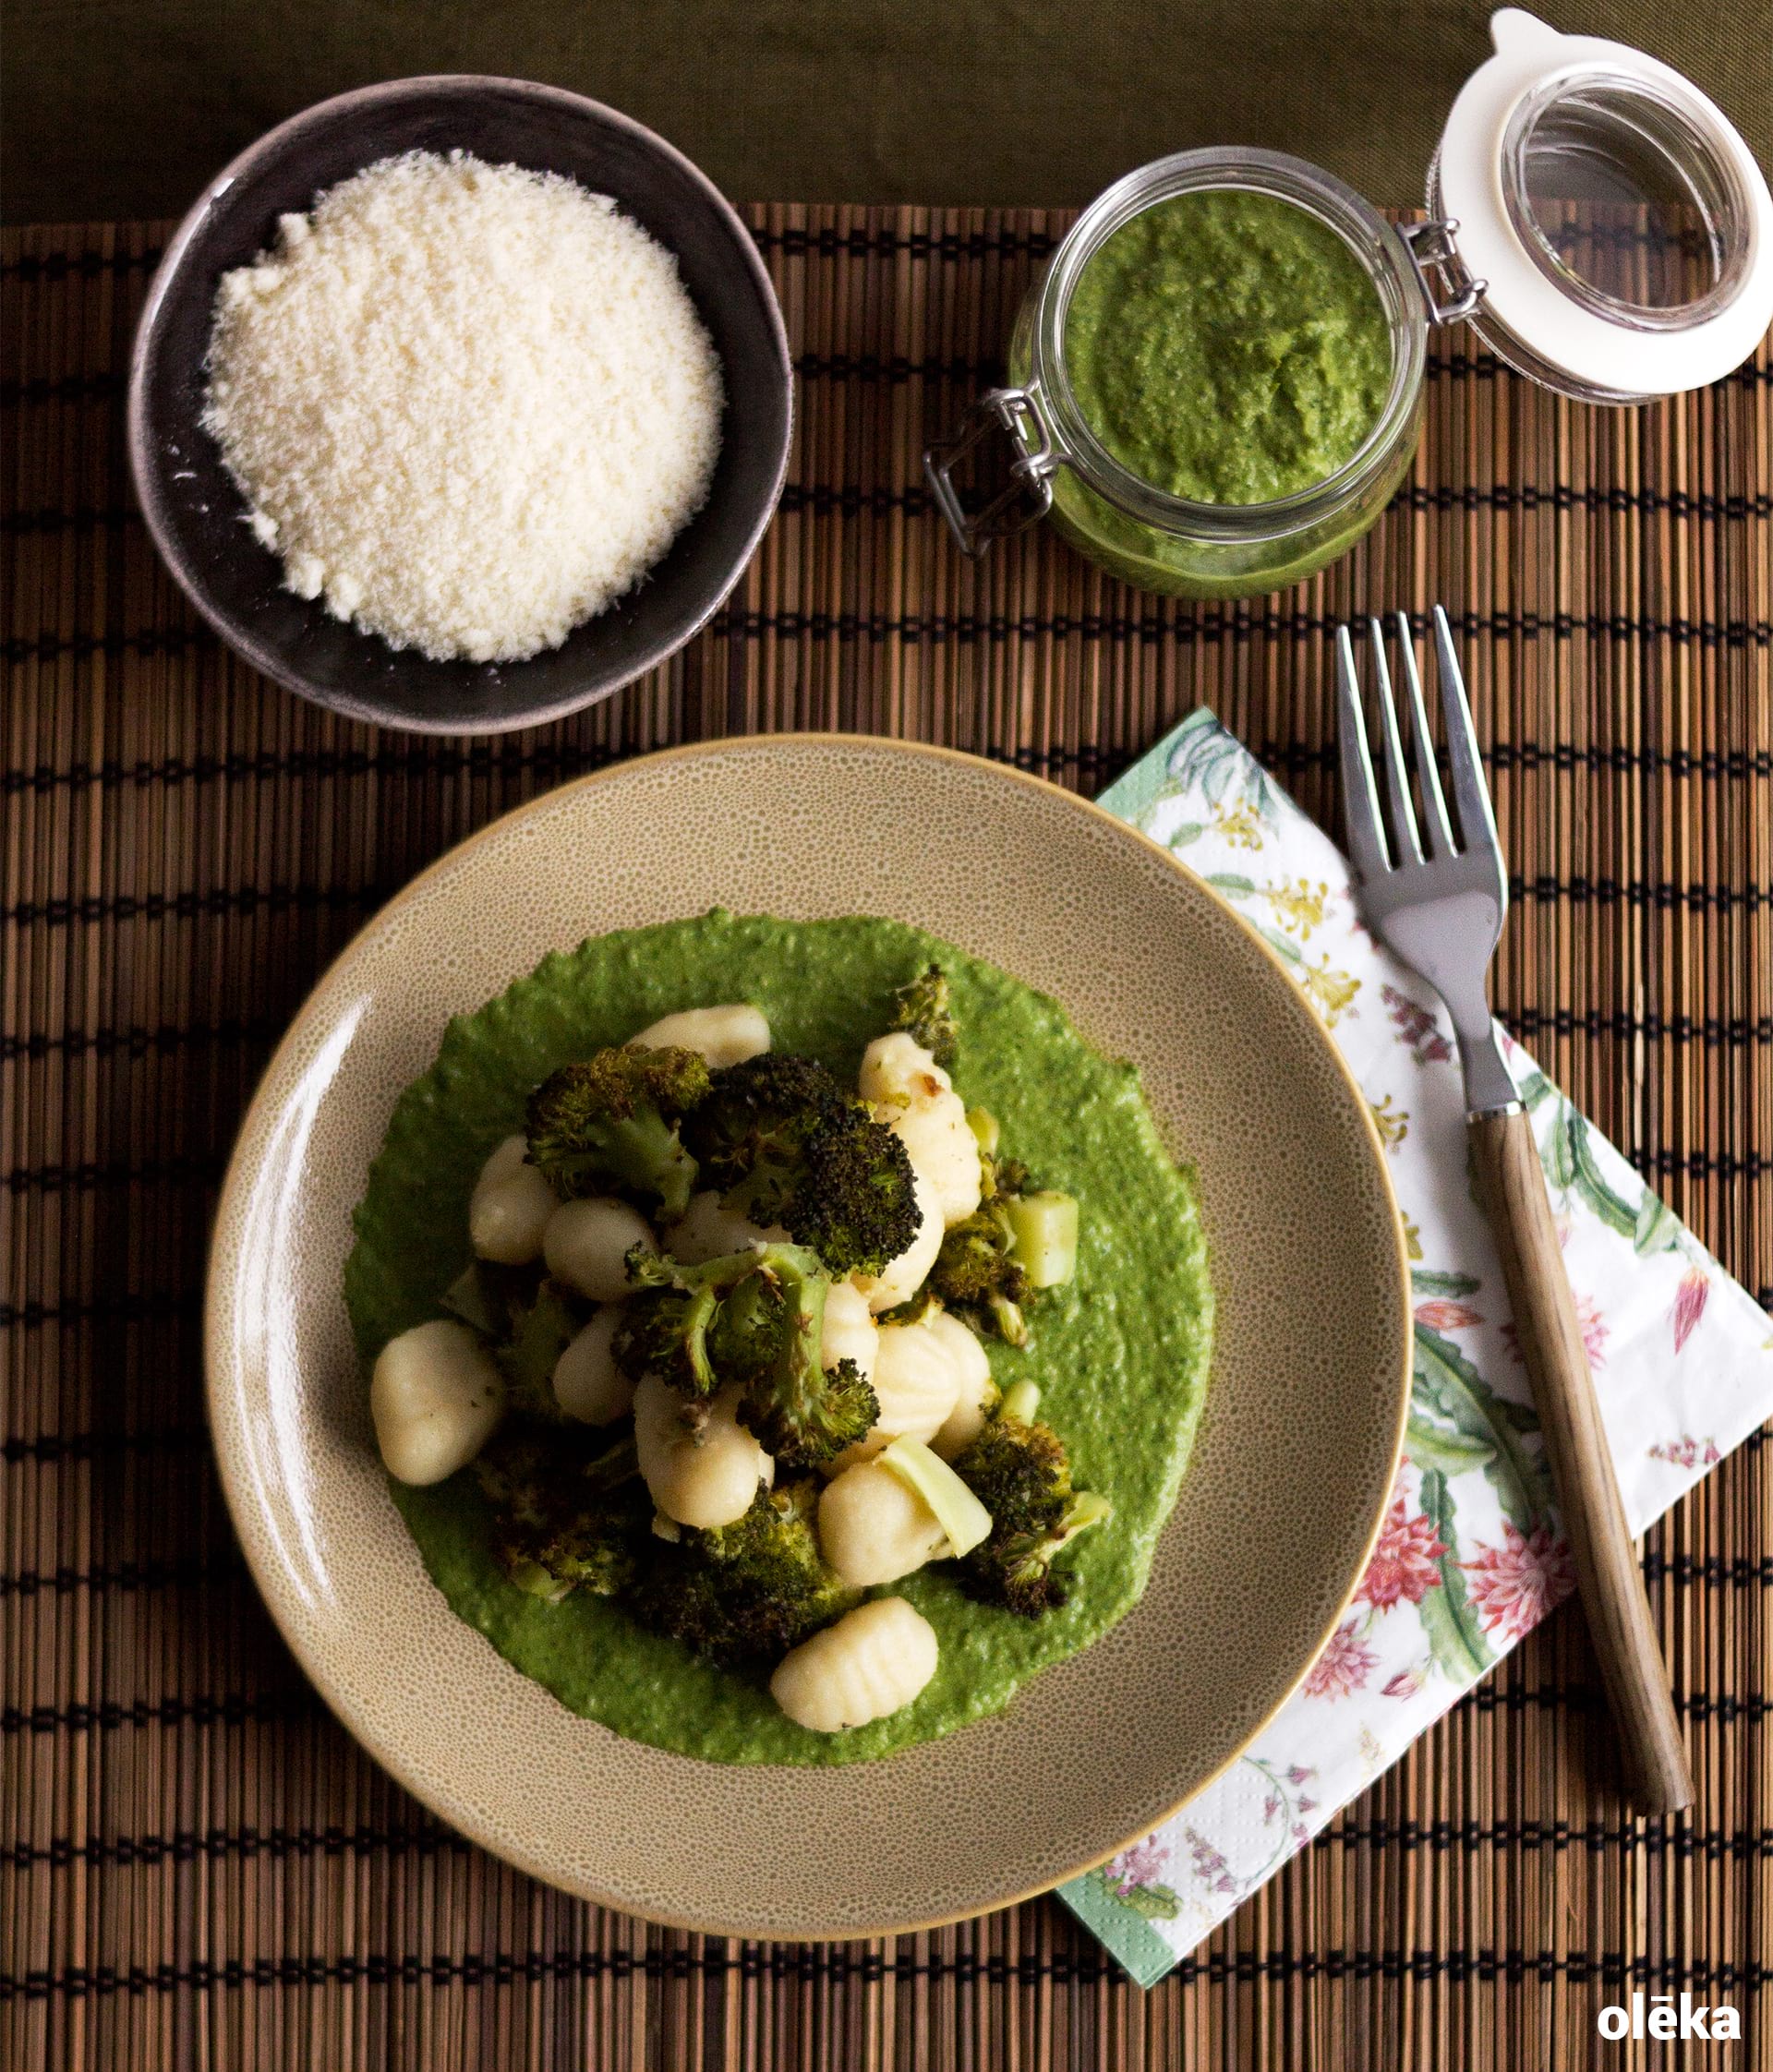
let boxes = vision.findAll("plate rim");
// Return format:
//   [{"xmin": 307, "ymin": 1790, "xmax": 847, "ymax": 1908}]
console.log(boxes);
[{"xmin": 203, "ymin": 731, "xmax": 1413, "ymax": 1937}]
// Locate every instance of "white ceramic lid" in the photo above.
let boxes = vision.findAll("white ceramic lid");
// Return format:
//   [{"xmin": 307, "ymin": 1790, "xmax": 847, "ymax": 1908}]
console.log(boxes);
[{"xmin": 1434, "ymin": 8, "xmax": 1773, "ymax": 399}]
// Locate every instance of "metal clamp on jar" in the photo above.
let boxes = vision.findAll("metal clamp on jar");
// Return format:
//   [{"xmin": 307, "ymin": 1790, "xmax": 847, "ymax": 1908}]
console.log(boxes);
[{"xmin": 925, "ymin": 7, "xmax": 1773, "ymax": 600}]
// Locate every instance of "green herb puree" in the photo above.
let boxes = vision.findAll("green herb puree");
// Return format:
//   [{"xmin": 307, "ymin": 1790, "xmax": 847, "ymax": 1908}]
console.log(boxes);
[
  {"xmin": 1065, "ymin": 189, "xmax": 1393, "ymax": 505},
  {"xmin": 344, "ymin": 911, "xmax": 1212, "ymax": 1766}
]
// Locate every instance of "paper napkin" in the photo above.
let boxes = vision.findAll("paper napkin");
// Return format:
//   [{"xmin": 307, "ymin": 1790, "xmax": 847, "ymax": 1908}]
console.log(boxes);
[{"xmin": 1057, "ymin": 710, "xmax": 1773, "ymax": 1987}]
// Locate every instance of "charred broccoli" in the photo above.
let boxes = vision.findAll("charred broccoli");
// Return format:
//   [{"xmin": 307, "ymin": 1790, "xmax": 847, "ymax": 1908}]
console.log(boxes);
[
  {"xmin": 888, "ymin": 964, "xmax": 959, "ymax": 1067},
  {"xmin": 629, "ymin": 1479, "xmax": 855, "ymax": 1663},
  {"xmin": 612, "ymin": 1242, "xmax": 879, "ymax": 1469},
  {"xmin": 613, "ymin": 1247, "xmax": 728, "ymax": 1396},
  {"xmin": 440, "ymin": 1257, "xmax": 534, "ymax": 1341},
  {"xmin": 525, "ymin": 1045, "xmax": 712, "ymax": 1220},
  {"xmin": 473, "ymin": 1427, "xmax": 646, "ymax": 1602},
  {"xmin": 788, "ymin": 1106, "xmax": 922, "ymax": 1279},
  {"xmin": 682, "ymin": 1053, "xmax": 923, "ymax": 1277},
  {"xmin": 679, "ymin": 1053, "xmax": 850, "ymax": 1207},
  {"xmin": 948, "ymin": 1411, "xmax": 1110, "ymax": 1616},
  {"xmin": 930, "ymin": 1200, "xmax": 1031, "ymax": 1345},
  {"xmin": 493, "ymin": 1280, "xmax": 584, "ymax": 1422},
  {"xmin": 711, "ymin": 1242, "xmax": 879, "ymax": 1468}
]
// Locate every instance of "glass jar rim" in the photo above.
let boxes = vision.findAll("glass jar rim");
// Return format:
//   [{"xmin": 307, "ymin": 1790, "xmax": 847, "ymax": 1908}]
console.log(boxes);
[
  {"xmin": 1029, "ymin": 148, "xmax": 1428, "ymax": 538},
  {"xmin": 1501, "ymin": 64, "xmax": 1755, "ymax": 333}
]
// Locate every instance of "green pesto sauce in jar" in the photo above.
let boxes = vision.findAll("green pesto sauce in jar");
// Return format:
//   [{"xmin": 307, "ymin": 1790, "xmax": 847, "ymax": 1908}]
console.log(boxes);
[{"xmin": 1064, "ymin": 189, "xmax": 1393, "ymax": 506}]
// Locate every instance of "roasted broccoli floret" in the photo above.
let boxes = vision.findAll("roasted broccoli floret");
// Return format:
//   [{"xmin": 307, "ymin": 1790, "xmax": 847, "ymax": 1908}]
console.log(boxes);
[
  {"xmin": 473, "ymin": 1427, "xmax": 646, "ymax": 1602},
  {"xmin": 493, "ymin": 1280, "xmax": 584, "ymax": 1422},
  {"xmin": 717, "ymin": 1243, "xmax": 879, "ymax": 1468},
  {"xmin": 787, "ymin": 1106, "xmax": 922, "ymax": 1279},
  {"xmin": 888, "ymin": 964, "xmax": 959, "ymax": 1067},
  {"xmin": 930, "ymin": 1200, "xmax": 1031, "ymax": 1345},
  {"xmin": 525, "ymin": 1045, "xmax": 712, "ymax": 1219},
  {"xmin": 612, "ymin": 1242, "xmax": 879, "ymax": 1469},
  {"xmin": 630, "ymin": 1479, "xmax": 855, "ymax": 1663},
  {"xmin": 680, "ymin": 1053, "xmax": 852, "ymax": 1210},
  {"xmin": 682, "ymin": 1054, "xmax": 922, "ymax": 1276},
  {"xmin": 612, "ymin": 1243, "xmax": 805, "ymax": 1397},
  {"xmin": 742, "ymin": 1346, "xmax": 879, "ymax": 1472},
  {"xmin": 965, "ymin": 1107, "xmax": 1032, "ymax": 1205},
  {"xmin": 980, "ymin": 1150, "xmax": 1031, "ymax": 1203},
  {"xmin": 440, "ymin": 1257, "xmax": 535, "ymax": 1341},
  {"xmin": 612, "ymin": 1247, "xmax": 728, "ymax": 1396},
  {"xmin": 948, "ymin": 1412, "xmax": 1109, "ymax": 1617},
  {"xmin": 951, "ymin": 1408, "xmax": 1070, "ymax": 1535}
]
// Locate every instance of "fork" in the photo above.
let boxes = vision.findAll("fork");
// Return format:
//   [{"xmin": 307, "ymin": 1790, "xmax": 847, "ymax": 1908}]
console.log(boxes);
[{"xmin": 1337, "ymin": 608, "xmax": 1694, "ymax": 1818}]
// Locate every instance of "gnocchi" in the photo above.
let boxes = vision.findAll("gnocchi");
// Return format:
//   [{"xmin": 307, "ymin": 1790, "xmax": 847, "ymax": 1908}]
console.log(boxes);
[
  {"xmin": 819, "ymin": 1278, "xmax": 880, "ymax": 1385},
  {"xmin": 858, "ymin": 1031, "xmax": 983, "ymax": 1226},
  {"xmin": 927, "ymin": 1309, "xmax": 997, "ymax": 1459},
  {"xmin": 543, "ymin": 1196, "xmax": 657, "ymax": 1302},
  {"xmin": 668, "ymin": 1188, "xmax": 788, "ymax": 1265},
  {"xmin": 631, "ymin": 1003, "xmax": 770, "ymax": 1068},
  {"xmin": 467, "ymin": 1134, "xmax": 558, "ymax": 1265},
  {"xmin": 857, "ymin": 1029, "xmax": 947, "ymax": 1112},
  {"xmin": 849, "ymin": 1162, "xmax": 944, "ymax": 1314},
  {"xmin": 817, "ymin": 1456, "xmax": 947, "ymax": 1586},
  {"xmin": 551, "ymin": 1307, "xmax": 633, "ymax": 1425},
  {"xmin": 633, "ymin": 1375, "xmax": 773, "ymax": 1530},
  {"xmin": 769, "ymin": 1596, "xmax": 939, "ymax": 1733},
  {"xmin": 370, "ymin": 1319, "xmax": 504, "ymax": 1486},
  {"xmin": 826, "ymin": 1307, "xmax": 959, "ymax": 1471}
]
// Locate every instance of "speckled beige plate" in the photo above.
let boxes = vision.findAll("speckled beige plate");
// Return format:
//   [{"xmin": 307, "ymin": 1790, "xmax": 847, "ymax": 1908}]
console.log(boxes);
[{"xmin": 205, "ymin": 735, "xmax": 1410, "ymax": 1941}]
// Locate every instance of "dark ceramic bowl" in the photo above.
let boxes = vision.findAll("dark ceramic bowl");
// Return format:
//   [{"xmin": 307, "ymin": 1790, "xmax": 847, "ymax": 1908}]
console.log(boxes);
[{"xmin": 128, "ymin": 78, "xmax": 791, "ymax": 735}]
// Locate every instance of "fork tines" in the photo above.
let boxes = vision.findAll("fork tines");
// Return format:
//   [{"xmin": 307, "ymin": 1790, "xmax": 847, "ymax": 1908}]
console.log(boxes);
[{"xmin": 1335, "ymin": 606, "xmax": 1498, "ymax": 878}]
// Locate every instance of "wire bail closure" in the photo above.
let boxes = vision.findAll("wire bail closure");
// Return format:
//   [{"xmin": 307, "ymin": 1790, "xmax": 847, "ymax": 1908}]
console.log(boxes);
[
  {"xmin": 923, "ymin": 387, "xmax": 1061, "ymax": 558},
  {"xmin": 1401, "ymin": 218, "xmax": 1489, "ymax": 325}
]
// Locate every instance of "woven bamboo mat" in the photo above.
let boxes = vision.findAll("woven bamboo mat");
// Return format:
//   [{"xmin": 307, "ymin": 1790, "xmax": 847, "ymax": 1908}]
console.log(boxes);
[{"xmin": 3, "ymin": 206, "xmax": 1769, "ymax": 2070}]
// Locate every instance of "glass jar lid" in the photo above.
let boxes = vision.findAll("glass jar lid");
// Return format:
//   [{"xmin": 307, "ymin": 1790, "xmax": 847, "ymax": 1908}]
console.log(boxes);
[{"xmin": 1431, "ymin": 7, "xmax": 1773, "ymax": 400}]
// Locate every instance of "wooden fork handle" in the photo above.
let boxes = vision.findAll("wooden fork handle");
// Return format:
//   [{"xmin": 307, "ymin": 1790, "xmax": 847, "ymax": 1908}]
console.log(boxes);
[{"xmin": 1469, "ymin": 1109, "xmax": 1695, "ymax": 1817}]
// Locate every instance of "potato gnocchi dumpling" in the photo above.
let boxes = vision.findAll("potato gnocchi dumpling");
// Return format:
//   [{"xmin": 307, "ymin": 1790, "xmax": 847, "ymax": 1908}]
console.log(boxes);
[
  {"xmin": 818, "ymin": 1457, "xmax": 947, "ymax": 1587},
  {"xmin": 826, "ymin": 1307, "xmax": 962, "ymax": 1471},
  {"xmin": 468, "ymin": 1134, "xmax": 557, "ymax": 1265},
  {"xmin": 543, "ymin": 1196, "xmax": 657, "ymax": 1303},
  {"xmin": 768, "ymin": 1596, "xmax": 939, "ymax": 1733},
  {"xmin": 668, "ymin": 1188, "xmax": 788, "ymax": 1265},
  {"xmin": 819, "ymin": 1278, "xmax": 880, "ymax": 1386},
  {"xmin": 551, "ymin": 1307, "xmax": 633, "ymax": 1426},
  {"xmin": 631, "ymin": 1003, "xmax": 770, "ymax": 1068},
  {"xmin": 633, "ymin": 1375, "xmax": 773, "ymax": 1530},
  {"xmin": 858, "ymin": 1031, "xmax": 983, "ymax": 1226},
  {"xmin": 926, "ymin": 1311, "xmax": 997, "ymax": 1460},
  {"xmin": 372, "ymin": 1319, "xmax": 505, "ymax": 1486}
]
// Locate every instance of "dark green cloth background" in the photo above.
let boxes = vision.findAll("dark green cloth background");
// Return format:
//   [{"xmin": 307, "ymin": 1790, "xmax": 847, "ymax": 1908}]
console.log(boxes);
[{"xmin": 3, "ymin": 0, "xmax": 1767, "ymax": 226}]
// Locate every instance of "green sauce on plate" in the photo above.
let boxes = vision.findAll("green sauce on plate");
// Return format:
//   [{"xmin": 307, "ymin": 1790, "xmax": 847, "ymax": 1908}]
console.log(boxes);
[
  {"xmin": 1064, "ymin": 189, "xmax": 1393, "ymax": 505},
  {"xmin": 344, "ymin": 911, "xmax": 1213, "ymax": 1766}
]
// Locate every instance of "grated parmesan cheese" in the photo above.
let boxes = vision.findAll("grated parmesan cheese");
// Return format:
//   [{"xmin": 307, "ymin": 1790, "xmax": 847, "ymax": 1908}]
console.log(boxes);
[{"xmin": 202, "ymin": 151, "xmax": 725, "ymax": 664}]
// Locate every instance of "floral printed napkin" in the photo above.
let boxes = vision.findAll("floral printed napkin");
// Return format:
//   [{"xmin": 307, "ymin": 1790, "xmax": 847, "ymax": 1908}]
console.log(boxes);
[{"xmin": 1056, "ymin": 709, "xmax": 1773, "ymax": 1987}]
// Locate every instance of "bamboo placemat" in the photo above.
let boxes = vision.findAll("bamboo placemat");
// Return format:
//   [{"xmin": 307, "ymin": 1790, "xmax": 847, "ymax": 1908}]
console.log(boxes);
[{"xmin": 3, "ymin": 207, "xmax": 1768, "ymax": 2071}]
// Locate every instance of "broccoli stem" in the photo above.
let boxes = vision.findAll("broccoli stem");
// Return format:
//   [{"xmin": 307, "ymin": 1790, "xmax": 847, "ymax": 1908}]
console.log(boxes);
[
  {"xmin": 1059, "ymin": 1491, "xmax": 1114, "ymax": 1542},
  {"xmin": 988, "ymin": 1292, "xmax": 1031, "ymax": 1348},
  {"xmin": 1002, "ymin": 1190, "xmax": 1079, "ymax": 1289},
  {"xmin": 879, "ymin": 1437, "xmax": 994, "ymax": 1558},
  {"xmin": 998, "ymin": 1379, "xmax": 1041, "ymax": 1425}
]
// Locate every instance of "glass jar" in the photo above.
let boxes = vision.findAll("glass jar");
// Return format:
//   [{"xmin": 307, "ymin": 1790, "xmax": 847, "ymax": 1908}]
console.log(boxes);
[
  {"xmin": 933, "ymin": 150, "xmax": 1433, "ymax": 598},
  {"xmin": 926, "ymin": 8, "xmax": 1772, "ymax": 601}
]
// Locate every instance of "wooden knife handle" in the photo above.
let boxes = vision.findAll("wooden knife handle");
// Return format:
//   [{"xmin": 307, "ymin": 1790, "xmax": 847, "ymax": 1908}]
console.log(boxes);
[{"xmin": 1469, "ymin": 1108, "xmax": 1694, "ymax": 1817}]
